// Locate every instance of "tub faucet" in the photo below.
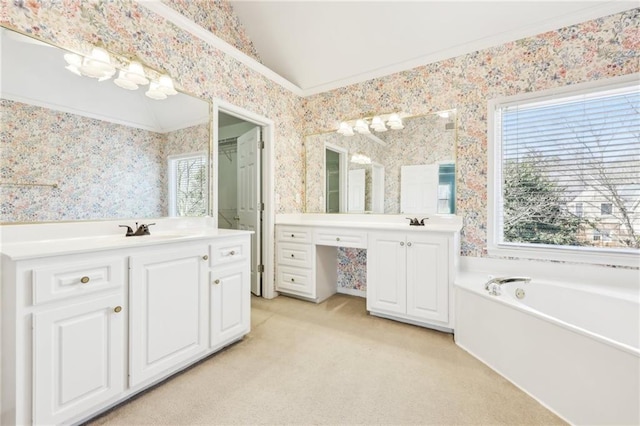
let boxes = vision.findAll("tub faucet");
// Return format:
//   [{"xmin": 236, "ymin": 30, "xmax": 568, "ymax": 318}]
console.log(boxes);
[{"xmin": 484, "ymin": 276, "xmax": 531, "ymax": 296}]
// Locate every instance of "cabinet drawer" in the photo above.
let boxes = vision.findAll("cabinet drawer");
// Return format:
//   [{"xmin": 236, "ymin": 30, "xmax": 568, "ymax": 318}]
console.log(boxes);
[
  {"xmin": 314, "ymin": 228, "xmax": 367, "ymax": 248},
  {"xmin": 33, "ymin": 257, "xmax": 125, "ymax": 305},
  {"xmin": 209, "ymin": 237, "xmax": 250, "ymax": 267},
  {"xmin": 277, "ymin": 242, "xmax": 313, "ymax": 268},
  {"xmin": 276, "ymin": 266, "xmax": 314, "ymax": 297},
  {"xmin": 277, "ymin": 226, "xmax": 313, "ymax": 243}
]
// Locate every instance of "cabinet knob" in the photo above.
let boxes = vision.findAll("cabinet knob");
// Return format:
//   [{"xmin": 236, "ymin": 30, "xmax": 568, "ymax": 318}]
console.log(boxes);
[
  {"xmin": 291, "ymin": 254, "xmax": 295, "ymax": 258},
  {"xmin": 229, "ymin": 250, "xmax": 235, "ymax": 256},
  {"xmin": 407, "ymin": 242, "xmax": 412, "ymax": 247},
  {"xmin": 214, "ymin": 279, "xmax": 220, "ymax": 285},
  {"xmin": 336, "ymin": 237, "xmax": 340, "ymax": 241},
  {"xmin": 400, "ymin": 242, "xmax": 404, "ymax": 246},
  {"xmin": 80, "ymin": 276, "xmax": 90, "ymax": 284},
  {"xmin": 202, "ymin": 255, "xmax": 209, "ymax": 260},
  {"xmin": 291, "ymin": 278, "xmax": 295, "ymax": 282},
  {"xmin": 114, "ymin": 306, "xmax": 122, "ymax": 313}
]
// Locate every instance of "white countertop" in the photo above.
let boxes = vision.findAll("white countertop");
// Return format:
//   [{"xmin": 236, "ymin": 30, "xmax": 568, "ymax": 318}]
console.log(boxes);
[
  {"xmin": 275, "ymin": 213, "xmax": 463, "ymax": 233},
  {"xmin": 0, "ymin": 218, "xmax": 252, "ymax": 260}
]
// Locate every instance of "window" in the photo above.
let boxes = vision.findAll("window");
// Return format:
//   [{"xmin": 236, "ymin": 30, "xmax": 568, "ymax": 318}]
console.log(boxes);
[
  {"xmin": 168, "ymin": 152, "xmax": 208, "ymax": 216},
  {"xmin": 488, "ymin": 76, "xmax": 639, "ymax": 266}
]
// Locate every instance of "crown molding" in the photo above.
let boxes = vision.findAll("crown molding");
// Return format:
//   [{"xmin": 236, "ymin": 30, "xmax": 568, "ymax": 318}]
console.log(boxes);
[{"xmin": 136, "ymin": 0, "xmax": 305, "ymax": 97}]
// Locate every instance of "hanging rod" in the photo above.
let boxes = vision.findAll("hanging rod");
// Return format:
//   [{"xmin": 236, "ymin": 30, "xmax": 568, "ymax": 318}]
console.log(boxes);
[{"xmin": 0, "ymin": 182, "xmax": 58, "ymax": 189}]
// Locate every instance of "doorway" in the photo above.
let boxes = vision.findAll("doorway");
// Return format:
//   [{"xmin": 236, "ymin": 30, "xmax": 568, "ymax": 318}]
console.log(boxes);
[{"xmin": 215, "ymin": 103, "xmax": 275, "ymax": 299}]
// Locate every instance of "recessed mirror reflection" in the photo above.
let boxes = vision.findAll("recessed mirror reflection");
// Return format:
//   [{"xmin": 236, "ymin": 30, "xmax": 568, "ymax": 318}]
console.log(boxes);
[
  {"xmin": 305, "ymin": 110, "xmax": 457, "ymax": 214},
  {"xmin": 0, "ymin": 27, "xmax": 211, "ymax": 223}
]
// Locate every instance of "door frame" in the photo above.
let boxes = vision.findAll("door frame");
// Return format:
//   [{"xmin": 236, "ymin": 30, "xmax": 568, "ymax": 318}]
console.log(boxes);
[{"xmin": 212, "ymin": 100, "xmax": 276, "ymax": 299}]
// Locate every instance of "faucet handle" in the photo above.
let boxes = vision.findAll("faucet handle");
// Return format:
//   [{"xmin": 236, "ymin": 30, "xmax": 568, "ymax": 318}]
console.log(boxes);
[{"xmin": 119, "ymin": 225, "xmax": 134, "ymax": 236}]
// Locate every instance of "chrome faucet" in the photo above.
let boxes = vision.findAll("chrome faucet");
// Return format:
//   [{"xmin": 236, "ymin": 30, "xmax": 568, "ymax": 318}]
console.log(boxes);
[
  {"xmin": 119, "ymin": 222, "xmax": 156, "ymax": 237},
  {"xmin": 484, "ymin": 276, "xmax": 531, "ymax": 296}
]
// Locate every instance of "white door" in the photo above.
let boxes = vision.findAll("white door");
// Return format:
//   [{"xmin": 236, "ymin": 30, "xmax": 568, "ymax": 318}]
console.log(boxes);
[
  {"xmin": 348, "ymin": 168, "xmax": 366, "ymax": 213},
  {"xmin": 237, "ymin": 127, "xmax": 262, "ymax": 296},
  {"xmin": 33, "ymin": 293, "xmax": 125, "ymax": 425},
  {"xmin": 406, "ymin": 234, "xmax": 449, "ymax": 322},
  {"xmin": 401, "ymin": 164, "xmax": 438, "ymax": 214},
  {"xmin": 129, "ymin": 245, "xmax": 208, "ymax": 387},
  {"xmin": 366, "ymin": 232, "xmax": 407, "ymax": 315},
  {"xmin": 210, "ymin": 264, "xmax": 251, "ymax": 349}
]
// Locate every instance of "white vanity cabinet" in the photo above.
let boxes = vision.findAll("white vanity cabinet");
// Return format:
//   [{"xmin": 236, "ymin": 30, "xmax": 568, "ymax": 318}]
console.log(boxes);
[
  {"xmin": 1, "ymin": 224, "xmax": 252, "ymax": 426},
  {"xmin": 367, "ymin": 231, "xmax": 453, "ymax": 329},
  {"xmin": 29, "ymin": 256, "xmax": 127, "ymax": 425},
  {"xmin": 129, "ymin": 244, "xmax": 209, "ymax": 387},
  {"xmin": 209, "ymin": 237, "xmax": 251, "ymax": 349}
]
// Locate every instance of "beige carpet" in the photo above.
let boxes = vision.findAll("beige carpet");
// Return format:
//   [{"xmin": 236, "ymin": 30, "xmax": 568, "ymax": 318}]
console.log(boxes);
[{"xmin": 88, "ymin": 294, "xmax": 565, "ymax": 425}]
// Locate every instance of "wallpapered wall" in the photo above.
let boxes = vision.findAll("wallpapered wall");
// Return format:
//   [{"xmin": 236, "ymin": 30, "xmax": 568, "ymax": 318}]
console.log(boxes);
[
  {"xmin": 1, "ymin": 0, "xmax": 305, "ymax": 217},
  {"xmin": 0, "ymin": 99, "xmax": 209, "ymax": 222},
  {"xmin": 1, "ymin": 2, "xmax": 637, "ymax": 269},
  {"xmin": 303, "ymin": 8, "xmax": 639, "ymax": 258}
]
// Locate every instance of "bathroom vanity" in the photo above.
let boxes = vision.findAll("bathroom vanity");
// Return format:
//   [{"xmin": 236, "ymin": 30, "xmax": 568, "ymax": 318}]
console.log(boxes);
[
  {"xmin": 275, "ymin": 214, "xmax": 461, "ymax": 332},
  {"xmin": 0, "ymin": 218, "xmax": 252, "ymax": 425}
]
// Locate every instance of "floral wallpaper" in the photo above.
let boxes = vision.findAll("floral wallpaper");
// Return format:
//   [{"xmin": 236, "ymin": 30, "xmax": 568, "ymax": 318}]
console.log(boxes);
[
  {"xmin": 0, "ymin": 99, "xmax": 167, "ymax": 222},
  {"xmin": 302, "ymin": 8, "xmax": 639, "ymax": 258},
  {"xmin": 1, "ymin": 0, "xmax": 306, "ymax": 219},
  {"xmin": 160, "ymin": 0, "xmax": 262, "ymax": 64},
  {"xmin": 1, "ymin": 1, "xmax": 637, "ymax": 274}
]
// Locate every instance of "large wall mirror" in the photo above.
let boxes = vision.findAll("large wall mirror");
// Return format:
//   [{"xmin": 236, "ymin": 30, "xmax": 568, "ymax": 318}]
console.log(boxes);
[
  {"xmin": 0, "ymin": 27, "xmax": 211, "ymax": 223},
  {"xmin": 305, "ymin": 111, "xmax": 457, "ymax": 214}
]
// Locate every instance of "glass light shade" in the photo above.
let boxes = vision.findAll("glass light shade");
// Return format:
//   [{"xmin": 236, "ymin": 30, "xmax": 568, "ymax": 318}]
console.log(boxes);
[
  {"xmin": 145, "ymin": 82, "xmax": 167, "ymax": 100},
  {"xmin": 114, "ymin": 70, "xmax": 139, "ymax": 90},
  {"xmin": 158, "ymin": 74, "xmax": 177, "ymax": 95},
  {"xmin": 354, "ymin": 119, "xmax": 370, "ymax": 134},
  {"xmin": 337, "ymin": 122, "xmax": 351, "ymax": 135},
  {"xmin": 63, "ymin": 53, "xmax": 82, "ymax": 67},
  {"xmin": 124, "ymin": 61, "xmax": 149, "ymax": 85},
  {"xmin": 350, "ymin": 154, "xmax": 371, "ymax": 164},
  {"xmin": 84, "ymin": 47, "xmax": 116, "ymax": 73},
  {"xmin": 65, "ymin": 64, "xmax": 82, "ymax": 76},
  {"xmin": 370, "ymin": 116, "xmax": 387, "ymax": 132},
  {"xmin": 387, "ymin": 113, "xmax": 404, "ymax": 130}
]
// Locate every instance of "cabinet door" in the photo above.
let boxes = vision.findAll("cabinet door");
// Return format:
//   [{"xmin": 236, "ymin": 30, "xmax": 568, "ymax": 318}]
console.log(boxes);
[
  {"xmin": 129, "ymin": 245, "xmax": 208, "ymax": 387},
  {"xmin": 210, "ymin": 263, "xmax": 250, "ymax": 349},
  {"xmin": 33, "ymin": 293, "xmax": 125, "ymax": 425},
  {"xmin": 406, "ymin": 234, "xmax": 449, "ymax": 323},
  {"xmin": 366, "ymin": 232, "xmax": 406, "ymax": 315}
]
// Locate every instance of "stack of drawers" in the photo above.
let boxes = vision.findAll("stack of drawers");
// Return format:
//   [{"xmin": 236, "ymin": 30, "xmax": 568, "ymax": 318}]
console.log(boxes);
[{"xmin": 275, "ymin": 225, "xmax": 316, "ymax": 300}]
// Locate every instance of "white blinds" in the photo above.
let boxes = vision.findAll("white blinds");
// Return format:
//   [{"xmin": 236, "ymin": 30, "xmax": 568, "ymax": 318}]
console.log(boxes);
[
  {"xmin": 497, "ymin": 85, "xmax": 640, "ymax": 250},
  {"xmin": 175, "ymin": 155, "xmax": 208, "ymax": 216}
]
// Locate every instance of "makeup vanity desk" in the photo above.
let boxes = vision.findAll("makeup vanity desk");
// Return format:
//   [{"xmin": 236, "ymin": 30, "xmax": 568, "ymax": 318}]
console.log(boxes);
[{"xmin": 275, "ymin": 214, "xmax": 462, "ymax": 332}]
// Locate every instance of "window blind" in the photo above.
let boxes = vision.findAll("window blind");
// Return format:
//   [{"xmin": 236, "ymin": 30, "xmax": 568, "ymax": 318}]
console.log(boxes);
[
  {"xmin": 174, "ymin": 155, "xmax": 208, "ymax": 216},
  {"xmin": 497, "ymin": 85, "xmax": 640, "ymax": 250}
]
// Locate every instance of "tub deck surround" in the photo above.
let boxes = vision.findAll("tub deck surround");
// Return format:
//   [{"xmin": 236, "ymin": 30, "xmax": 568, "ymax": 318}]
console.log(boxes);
[
  {"xmin": 275, "ymin": 213, "xmax": 462, "ymax": 332},
  {"xmin": 454, "ymin": 256, "xmax": 640, "ymax": 425},
  {"xmin": 1, "ymin": 218, "xmax": 252, "ymax": 425}
]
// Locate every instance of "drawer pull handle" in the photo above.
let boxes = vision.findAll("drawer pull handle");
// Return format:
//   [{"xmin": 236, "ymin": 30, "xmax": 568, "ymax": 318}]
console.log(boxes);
[
  {"xmin": 214, "ymin": 279, "xmax": 220, "ymax": 285},
  {"xmin": 291, "ymin": 278, "xmax": 295, "ymax": 282},
  {"xmin": 407, "ymin": 242, "xmax": 412, "ymax": 247},
  {"xmin": 114, "ymin": 306, "xmax": 122, "ymax": 313},
  {"xmin": 400, "ymin": 242, "xmax": 404, "ymax": 246},
  {"xmin": 230, "ymin": 250, "xmax": 236, "ymax": 256},
  {"xmin": 202, "ymin": 255, "xmax": 209, "ymax": 260},
  {"xmin": 336, "ymin": 237, "xmax": 340, "ymax": 241},
  {"xmin": 80, "ymin": 276, "xmax": 90, "ymax": 284},
  {"xmin": 291, "ymin": 233, "xmax": 295, "ymax": 237},
  {"xmin": 291, "ymin": 254, "xmax": 295, "ymax": 258}
]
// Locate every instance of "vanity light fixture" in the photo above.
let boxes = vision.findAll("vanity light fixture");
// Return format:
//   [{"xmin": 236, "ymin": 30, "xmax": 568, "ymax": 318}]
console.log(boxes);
[
  {"xmin": 350, "ymin": 154, "xmax": 372, "ymax": 164},
  {"xmin": 63, "ymin": 47, "xmax": 178, "ymax": 100},
  {"xmin": 337, "ymin": 112, "xmax": 405, "ymax": 136}
]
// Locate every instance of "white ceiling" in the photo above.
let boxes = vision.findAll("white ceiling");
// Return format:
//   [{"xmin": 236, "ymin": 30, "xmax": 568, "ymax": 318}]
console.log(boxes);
[{"xmin": 230, "ymin": 1, "xmax": 638, "ymax": 95}]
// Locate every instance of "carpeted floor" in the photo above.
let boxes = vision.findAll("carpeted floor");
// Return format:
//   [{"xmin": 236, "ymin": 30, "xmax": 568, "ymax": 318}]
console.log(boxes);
[{"xmin": 88, "ymin": 294, "xmax": 565, "ymax": 425}]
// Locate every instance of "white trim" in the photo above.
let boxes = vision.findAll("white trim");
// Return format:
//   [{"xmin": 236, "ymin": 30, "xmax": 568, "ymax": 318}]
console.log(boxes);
[
  {"xmin": 487, "ymin": 73, "xmax": 640, "ymax": 268},
  {"xmin": 213, "ymin": 100, "xmax": 276, "ymax": 299},
  {"xmin": 336, "ymin": 287, "xmax": 366, "ymax": 298},
  {"xmin": 136, "ymin": 0, "xmax": 304, "ymax": 97}
]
